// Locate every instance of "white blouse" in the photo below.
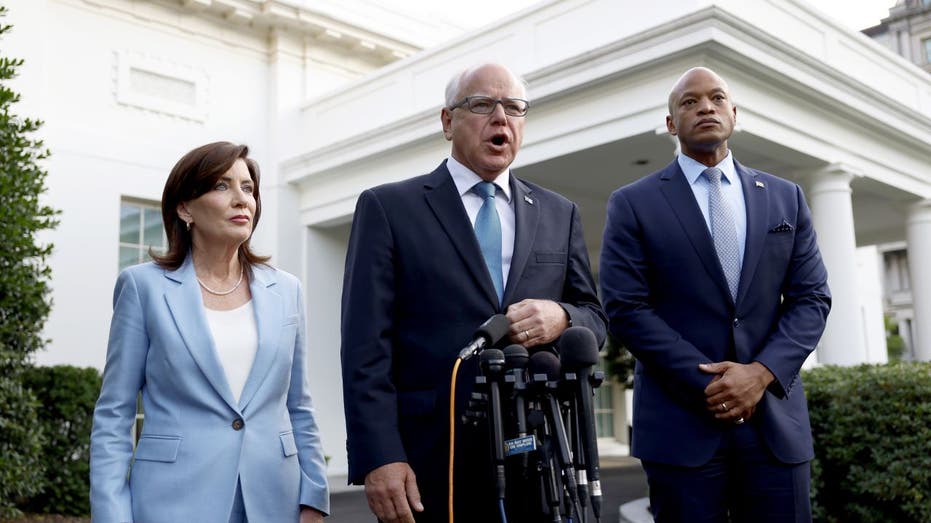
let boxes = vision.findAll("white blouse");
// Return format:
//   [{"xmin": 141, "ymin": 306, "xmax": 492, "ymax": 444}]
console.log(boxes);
[{"xmin": 204, "ymin": 300, "xmax": 258, "ymax": 403}]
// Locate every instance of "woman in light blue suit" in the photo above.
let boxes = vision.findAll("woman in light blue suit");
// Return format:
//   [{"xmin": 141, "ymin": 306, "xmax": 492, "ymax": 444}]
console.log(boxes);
[{"xmin": 90, "ymin": 142, "xmax": 329, "ymax": 523}]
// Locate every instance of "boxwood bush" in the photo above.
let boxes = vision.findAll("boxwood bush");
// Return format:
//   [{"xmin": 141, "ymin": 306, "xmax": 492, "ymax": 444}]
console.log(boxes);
[
  {"xmin": 804, "ymin": 362, "xmax": 931, "ymax": 523},
  {"xmin": 0, "ymin": 373, "xmax": 44, "ymax": 517},
  {"xmin": 20, "ymin": 366, "xmax": 101, "ymax": 516}
]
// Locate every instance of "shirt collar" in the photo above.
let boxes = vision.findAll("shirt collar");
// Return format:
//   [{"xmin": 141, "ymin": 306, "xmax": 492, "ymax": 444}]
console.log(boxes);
[
  {"xmin": 447, "ymin": 155, "xmax": 512, "ymax": 202},
  {"xmin": 678, "ymin": 151, "xmax": 738, "ymax": 186}
]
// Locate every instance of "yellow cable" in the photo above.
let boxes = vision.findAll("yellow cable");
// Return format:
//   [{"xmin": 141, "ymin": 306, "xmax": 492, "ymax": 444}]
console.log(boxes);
[{"xmin": 449, "ymin": 357, "xmax": 463, "ymax": 523}]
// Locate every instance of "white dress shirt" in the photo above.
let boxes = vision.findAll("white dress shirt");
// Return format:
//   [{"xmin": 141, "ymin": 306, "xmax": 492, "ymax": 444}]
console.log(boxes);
[
  {"xmin": 446, "ymin": 155, "xmax": 516, "ymax": 288},
  {"xmin": 678, "ymin": 151, "xmax": 747, "ymax": 265}
]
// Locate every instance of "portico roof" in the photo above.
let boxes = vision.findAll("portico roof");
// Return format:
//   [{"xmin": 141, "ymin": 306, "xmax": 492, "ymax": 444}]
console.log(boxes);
[{"xmin": 284, "ymin": 0, "xmax": 931, "ymax": 254}]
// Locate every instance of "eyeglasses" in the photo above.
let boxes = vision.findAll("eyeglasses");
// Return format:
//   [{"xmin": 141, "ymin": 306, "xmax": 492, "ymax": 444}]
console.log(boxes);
[{"xmin": 449, "ymin": 96, "xmax": 530, "ymax": 117}]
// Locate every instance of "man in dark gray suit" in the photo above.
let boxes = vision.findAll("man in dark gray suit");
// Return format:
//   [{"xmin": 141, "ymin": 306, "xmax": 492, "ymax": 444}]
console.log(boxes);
[{"xmin": 341, "ymin": 63, "xmax": 607, "ymax": 522}]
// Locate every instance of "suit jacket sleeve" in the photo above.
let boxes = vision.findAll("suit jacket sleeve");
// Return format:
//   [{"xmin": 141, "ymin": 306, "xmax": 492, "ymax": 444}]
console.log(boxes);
[
  {"xmin": 340, "ymin": 190, "xmax": 406, "ymax": 484},
  {"xmin": 90, "ymin": 269, "xmax": 148, "ymax": 523},
  {"xmin": 558, "ymin": 202, "xmax": 608, "ymax": 346},
  {"xmin": 599, "ymin": 189, "xmax": 716, "ymax": 402},
  {"xmin": 753, "ymin": 184, "xmax": 830, "ymax": 398},
  {"xmin": 288, "ymin": 280, "xmax": 331, "ymax": 513}
]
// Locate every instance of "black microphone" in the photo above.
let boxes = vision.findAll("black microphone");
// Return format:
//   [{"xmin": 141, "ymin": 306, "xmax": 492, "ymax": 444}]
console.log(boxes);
[
  {"xmin": 503, "ymin": 344, "xmax": 533, "ymax": 476},
  {"xmin": 480, "ymin": 349, "xmax": 507, "ymax": 503},
  {"xmin": 530, "ymin": 351, "xmax": 581, "ymax": 520},
  {"xmin": 503, "ymin": 345, "xmax": 530, "ymax": 438},
  {"xmin": 558, "ymin": 326, "xmax": 603, "ymax": 520},
  {"xmin": 528, "ymin": 351, "xmax": 564, "ymax": 522},
  {"xmin": 458, "ymin": 314, "xmax": 510, "ymax": 360}
]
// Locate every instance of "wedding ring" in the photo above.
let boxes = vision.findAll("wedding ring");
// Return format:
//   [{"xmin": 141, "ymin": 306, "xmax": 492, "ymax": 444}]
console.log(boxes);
[
  {"xmin": 735, "ymin": 417, "xmax": 745, "ymax": 425},
  {"xmin": 721, "ymin": 402, "xmax": 728, "ymax": 412},
  {"xmin": 523, "ymin": 330, "xmax": 530, "ymax": 340}
]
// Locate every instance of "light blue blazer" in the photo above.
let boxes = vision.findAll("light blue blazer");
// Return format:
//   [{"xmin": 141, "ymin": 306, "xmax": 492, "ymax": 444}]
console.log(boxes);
[{"xmin": 90, "ymin": 257, "xmax": 329, "ymax": 523}]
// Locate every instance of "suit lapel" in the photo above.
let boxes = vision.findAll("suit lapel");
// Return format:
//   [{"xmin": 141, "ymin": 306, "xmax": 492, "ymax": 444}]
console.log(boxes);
[
  {"xmin": 238, "ymin": 266, "xmax": 282, "ymax": 411},
  {"xmin": 163, "ymin": 257, "xmax": 238, "ymax": 412},
  {"xmin": 423, "ymin": 162, "xmax": 500, "ymax": 308},
  {"xmin": 735, "ymin": 161, "xmax": 768, "ymax": 305},
  {"xmin": 503, "ymin": 177, "xmax": 537, "ymax": 305},
  {"xmin": 658, "ymin": 161, "xmax": 733, "ymax": 302}
]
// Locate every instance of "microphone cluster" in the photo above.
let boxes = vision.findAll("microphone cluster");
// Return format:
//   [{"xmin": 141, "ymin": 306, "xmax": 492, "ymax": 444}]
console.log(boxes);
[{"xmin": 468, "ymin": 324, "xmax": 605, "ymax": 523}]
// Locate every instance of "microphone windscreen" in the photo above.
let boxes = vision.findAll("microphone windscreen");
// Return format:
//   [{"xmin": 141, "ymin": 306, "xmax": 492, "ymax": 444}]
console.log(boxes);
[
  {"xmin": 480, "ymin": 348, "xmax": 506, "ymax": 367},
  {"xmin": 503, "ymin": 344, "xmax": 529, "ymax": 370},
  {"xmin": 476, "ymin": 314, "xmax": 511, "ymax": 345},
  {"xmin": 528, "ymin": 351, "xmax": 561, "ymax": 382},
  {"xmin": 558, "ymin": 326, "xmax": 600, "ymax": 370}
]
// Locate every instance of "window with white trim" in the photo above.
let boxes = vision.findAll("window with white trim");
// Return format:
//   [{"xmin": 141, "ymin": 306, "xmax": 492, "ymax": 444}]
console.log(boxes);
[
  {"xmin": 594, "ymin": 359, "xmax": 615, "ymax": 438},
  {"xmin": 119, "ymin": 200, "xmax": 165, "ymax": 270}
]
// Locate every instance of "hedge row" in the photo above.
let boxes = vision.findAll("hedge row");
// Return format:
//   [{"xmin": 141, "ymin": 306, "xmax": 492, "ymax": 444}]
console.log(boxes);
[
  {"xmin": 6, "ymin": 362, "xmax": 931, "ymax": 519},
  {"xmin": 18, "ymin": 366, "xmax": 100, "ymax": 517},
  {"xmin": 0, "ymin": 371, "xmax": 44, "ymax": 517},
  {"xmin": 804, "ymin": 362, "xmax": 931, "ymax": 523}
]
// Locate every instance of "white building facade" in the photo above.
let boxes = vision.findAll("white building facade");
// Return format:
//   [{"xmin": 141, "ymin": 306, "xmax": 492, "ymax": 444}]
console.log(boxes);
[{"xmin": 7, "ymin": 0, "xmax": 931, "ymax": 483}]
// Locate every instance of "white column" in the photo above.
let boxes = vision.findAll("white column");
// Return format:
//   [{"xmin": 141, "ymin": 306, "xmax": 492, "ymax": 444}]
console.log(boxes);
[
  {"xmin": 856, "ymin": 246, "xmax": 888, "ymax": 364},
  {"xmin": 250, "ymin": 29, "xmax": 305, "ymax": 276},
  {"xmin": 807, "ymin": 165, "xmax": 868, "ymax": 365},
  {"xmin": 906, "ymin": 200, "xmax": 931, "ymax": 361},
  {"xmin": 304, "ymin": 224, "xmax": 352, "ymax": 482}
]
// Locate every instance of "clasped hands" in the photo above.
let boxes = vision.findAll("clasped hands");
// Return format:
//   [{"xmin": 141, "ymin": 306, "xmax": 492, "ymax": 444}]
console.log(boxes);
[{"xmin": 699, "ymin": 361, "xmax": 775, "ymax": 424}]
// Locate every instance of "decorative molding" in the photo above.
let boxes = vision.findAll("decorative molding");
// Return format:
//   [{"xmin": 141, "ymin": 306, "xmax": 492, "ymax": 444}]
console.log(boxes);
[
  {"xmin": 77, "ymin": 0, "xmax": 419, "ymax": 63},
  {"xmin": 113, "ymin": 50, "xmax": 209, "ymax": 122},
  {"xmin": 167, "ymin": 0, "xmax": 419, "ymax": 61}
]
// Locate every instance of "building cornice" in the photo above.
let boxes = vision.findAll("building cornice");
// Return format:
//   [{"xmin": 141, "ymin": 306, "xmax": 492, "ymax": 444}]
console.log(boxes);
[
  {"xmin": 172, "ymin": 0, "xmax": 418, "ymax": 59},
  {"xmin": 81, "ymin": 0, "xmax": 419, "ymax": 60}
]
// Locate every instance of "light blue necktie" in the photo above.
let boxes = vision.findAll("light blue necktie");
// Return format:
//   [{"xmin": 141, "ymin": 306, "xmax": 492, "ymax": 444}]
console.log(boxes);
[
  {"xmin": 473, "ymin": 181, "xmax": 504, "ymax": 305},
  {"xmin": 703, "ymin": 167, "xmax": 741, "ymax": 301}
]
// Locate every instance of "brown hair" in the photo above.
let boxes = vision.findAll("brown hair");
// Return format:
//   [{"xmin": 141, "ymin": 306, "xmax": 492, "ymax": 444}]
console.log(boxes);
[{"xmin": 151, "ymin": 141, "xmax": 270, "ymax": 270}]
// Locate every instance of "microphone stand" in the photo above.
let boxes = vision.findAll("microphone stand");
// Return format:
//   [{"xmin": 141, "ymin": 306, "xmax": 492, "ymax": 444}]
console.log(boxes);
[
  {"xmin": 557, "ymin": 326, "xmax": 607, "ymax": 522},
  {"xmin": 479, "ymin": 349, "xmax": 508, "ymax": 523},
  {"xmin": 563, "ymin": 371, "xmax": 588, "ymax": 523},
  {"xmin": 582, "ymin": 369, "xmax": 606, "ymax": 521},
  {"xmin": 540, "ymin": 377, "xmax": 582, "ymax": 521},
  {"xmin": 528, "ymin": 407, "xmax": 562, "ymax": 523}
]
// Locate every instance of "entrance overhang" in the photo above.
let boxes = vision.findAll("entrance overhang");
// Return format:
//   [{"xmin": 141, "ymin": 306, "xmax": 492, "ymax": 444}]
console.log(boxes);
[{"xmin": 284, "ymin": 0, "xmax": 931, "ymax": 249}]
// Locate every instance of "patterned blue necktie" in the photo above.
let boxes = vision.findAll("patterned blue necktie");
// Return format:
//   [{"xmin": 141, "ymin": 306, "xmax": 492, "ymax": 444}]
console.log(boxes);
[
  {"xmin": 473, "ymin": 181, "xmax": 504, "ymax": 305},
  {"xmin": 703, "ymin": 167, "xmax": 741, "ymax": 300}
]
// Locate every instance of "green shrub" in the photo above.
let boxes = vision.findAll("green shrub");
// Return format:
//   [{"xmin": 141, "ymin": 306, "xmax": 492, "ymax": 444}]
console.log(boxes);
[
  {"xmin": 885, "ymin": 316, "xmax": 905, "ymax": 361},
  {"xmin": 20, "ymin": 366, "xmax": 101, "ymax": 516},
  {"xmin": 0, "ymin": 4, "xmax": 59, "ymax": 517},
  {"xmin": 603, "ymin": 332, "xmax": 635, "ymax": 387},
  {"xmin": 804, "ymin": 362, "xmax": 931, "ymax": 523},
  {"xmin": 0, "ymin": 373, "xmax": 45, "ymax": 518}
]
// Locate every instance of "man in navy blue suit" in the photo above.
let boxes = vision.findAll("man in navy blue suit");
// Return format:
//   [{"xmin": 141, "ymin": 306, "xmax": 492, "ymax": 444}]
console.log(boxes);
[
  {"xmin": 341, "ymin": 63, "xmax": 607, "ymax": 522},
  {"xmin": 599, "ymin": 67, "xmax": 831, "ymax": 522}
]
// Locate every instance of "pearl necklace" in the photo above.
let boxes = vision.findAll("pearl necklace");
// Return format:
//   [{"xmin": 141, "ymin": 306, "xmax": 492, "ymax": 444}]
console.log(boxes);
[{"xmin": 196, "ymin": 267, "xmax": 244, "ymax": 296}]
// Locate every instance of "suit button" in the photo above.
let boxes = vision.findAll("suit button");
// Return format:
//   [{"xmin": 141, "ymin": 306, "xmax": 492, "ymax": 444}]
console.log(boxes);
[
  {"xmin": 232, "ymin": 418, "xmax": 244, "ymax": 430},
  {"xmin": 733, "ymin": 318, "xmax": 740, "ymax": 327}
]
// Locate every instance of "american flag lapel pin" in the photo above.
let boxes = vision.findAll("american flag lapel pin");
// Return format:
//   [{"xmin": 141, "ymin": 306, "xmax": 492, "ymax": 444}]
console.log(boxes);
[
  {"xmin": 524, "ymin": 195, "xmax": 534, "ymax": 205},
  {"xmin": 755, "ymin": 180, "xmax": 765, "ymax": 188}
]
